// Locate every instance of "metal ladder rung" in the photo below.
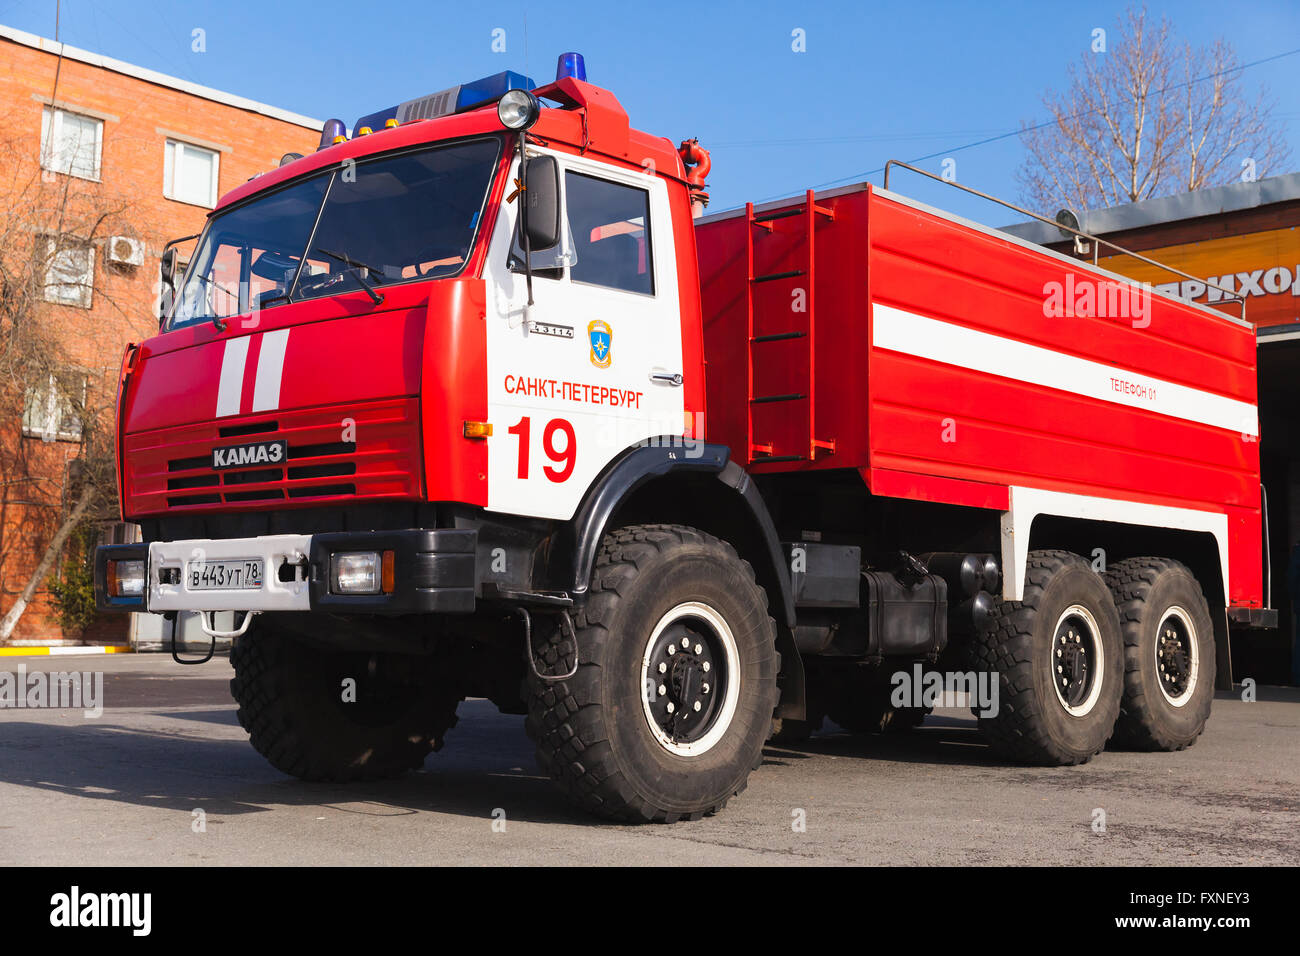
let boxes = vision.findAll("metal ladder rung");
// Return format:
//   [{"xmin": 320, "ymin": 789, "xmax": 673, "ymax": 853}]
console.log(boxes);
[
  {"xmin": 752, "ymin": 203, "xmax": 835, "ymax": 224},
  {"xmin": 752, "ymin": 269, "xmax": 804, "ymax": 284},
  {"xmin": 751, "ymin": 331, "xmax": 807, "ymax": 343},
  {"xmin": 751, "ymin": 393, "xmax": 805, "ymax": 404},
  {"xmin": 752, "ymin": 207, "xmax": 804, "ymax": 224}
]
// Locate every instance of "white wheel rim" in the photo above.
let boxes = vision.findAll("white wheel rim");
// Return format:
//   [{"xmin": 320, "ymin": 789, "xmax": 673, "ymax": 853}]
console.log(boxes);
[
  {"xmin": 639, "ymin": 601, "xmax": 741, "ymax": 757},
  {"xmin": 1051, "ymin": 604, "xmax": 1106, "ymax": 717},
  {"xmin": 1155, "ymin": 605, "xmax": 1199, "ymax": 707}
]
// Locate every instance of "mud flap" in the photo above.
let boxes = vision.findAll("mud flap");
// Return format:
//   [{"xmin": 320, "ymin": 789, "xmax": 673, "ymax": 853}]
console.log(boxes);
[{"xmin": 1213, "ymin": 606, "xmax": 1233, "ymax": 691}]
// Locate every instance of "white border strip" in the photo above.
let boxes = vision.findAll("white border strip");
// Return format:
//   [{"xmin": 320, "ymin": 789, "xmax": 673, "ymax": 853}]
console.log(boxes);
[
  {"xmin": 1000, "ymin": 486, "xmax": 1229, "ymax": 603},
  {"xmin": 873, "ymin": 303, "xmax": 1258, "ymax": 436}
]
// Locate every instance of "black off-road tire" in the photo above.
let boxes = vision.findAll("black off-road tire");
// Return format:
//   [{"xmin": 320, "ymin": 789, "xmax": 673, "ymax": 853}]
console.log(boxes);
[
  {"xmin": 525, "ymin": 524, "xmax": 780, "ymax": 822},
  {"xmin": 1102, "ymin": 557, "xmax": 1215, "ymax": 751},
  {"xmin": 230, "ymin": 620, "xmax": 462, "ymax": 782},
  {"xmin": 973, "ymin": 549, "xmax": 1123, "ymax": 765}
]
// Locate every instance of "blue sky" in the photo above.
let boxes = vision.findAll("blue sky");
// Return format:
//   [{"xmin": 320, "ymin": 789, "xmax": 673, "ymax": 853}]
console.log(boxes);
[{"xmin": 2, "ymin": 0, "xmax": 1297, "ymax": 225}]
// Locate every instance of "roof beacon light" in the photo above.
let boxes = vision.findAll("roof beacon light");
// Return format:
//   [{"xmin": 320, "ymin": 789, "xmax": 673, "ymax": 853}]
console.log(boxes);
[
  {"xmin": 318, "ymin": 118, "xmax": 346, "ymax": 151},
  {"xmin": 498, "ymin": 89, "xmax": 541, "ymax": 130},
  {"xmin": 556, "ymin": 52, "xmax": 586, "ymax": 82},
  {"xmin": 353, "ymin": 69, "xmax": 535, "ymax": 136}
]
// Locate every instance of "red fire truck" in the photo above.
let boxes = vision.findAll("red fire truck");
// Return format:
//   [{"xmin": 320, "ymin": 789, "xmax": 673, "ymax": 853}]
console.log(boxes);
[{"xmin": 95, "ymin": 54, "xmax": 1273, "ymax": 822}]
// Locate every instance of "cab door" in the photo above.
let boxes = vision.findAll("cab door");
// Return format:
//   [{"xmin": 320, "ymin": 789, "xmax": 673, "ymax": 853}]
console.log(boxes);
[{"xmin": 482, "ymin": 147, "xmax": 685, "ymax": 521}]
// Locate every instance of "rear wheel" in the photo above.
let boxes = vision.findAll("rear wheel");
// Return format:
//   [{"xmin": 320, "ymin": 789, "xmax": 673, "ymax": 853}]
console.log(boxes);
[
  {"xmin": 1102, "ymin": 557, "xmax": 1215, "ymax": 751},
  {"xmin": 230, "ymin": 620, "xmax": 462, "ymax": 782},
  {"xmin": 973, "ymin": 550, "xmax": 1123, "ymax": 765},
  {"xmin": 525, "ymin": 525, "xmax": 780, "ymax": 822}
]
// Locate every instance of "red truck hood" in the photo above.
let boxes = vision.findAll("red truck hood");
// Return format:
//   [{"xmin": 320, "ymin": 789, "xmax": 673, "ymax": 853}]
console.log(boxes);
[{"xmin": 119, "ymin": 283, "xmax": 432, "ymax": 518}]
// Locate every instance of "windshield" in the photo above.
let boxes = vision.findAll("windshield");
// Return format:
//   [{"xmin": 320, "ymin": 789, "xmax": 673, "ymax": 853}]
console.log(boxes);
[{"xmin": 169, "ymin": 137, "xmax": 501, "ymax": 329}]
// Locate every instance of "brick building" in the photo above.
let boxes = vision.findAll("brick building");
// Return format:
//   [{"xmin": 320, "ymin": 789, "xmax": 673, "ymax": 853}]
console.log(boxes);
[{"xmin": 0, "ymin": 23, "xmax": 322, "ymax": 643}]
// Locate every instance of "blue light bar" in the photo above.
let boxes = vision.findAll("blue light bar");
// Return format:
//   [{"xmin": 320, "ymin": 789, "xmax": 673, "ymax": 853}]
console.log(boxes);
[
  {"xmin": 457, "ymin": 70, "xmax": 536, "ymax": 110},
  {"xmin": 353, "ymin": 70, "xmax": 535, "ymax": 136},
  {"xmin": 556, "ymin": 52, "xmax": 586, "ymax": 82}
]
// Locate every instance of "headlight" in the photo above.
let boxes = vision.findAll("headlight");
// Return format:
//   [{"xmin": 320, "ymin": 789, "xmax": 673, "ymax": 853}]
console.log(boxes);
[
  {"xmin": 331, "ymin": 552, "xmax": 381, "ymax": 594},
  {"xmin": 497, "ymin": 89, "xmax": 541, "ymax": 130},
  {"xmin": 108, "ymin": 560, "xmax": 146, "ymax": 598}
]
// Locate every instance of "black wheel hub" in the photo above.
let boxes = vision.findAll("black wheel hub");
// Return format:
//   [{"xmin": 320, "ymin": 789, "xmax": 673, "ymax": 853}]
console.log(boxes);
[
  {"xmin": 1054, "ymin": 615, "xmax": 1094, "ymax": 709},
  {"xmin": 644, "ymin": 620, "xmax": 724, "ymax": 745},
  {"xmin": 1157, "ymin": 614, "xmax": 1193, "ymax": 699}
]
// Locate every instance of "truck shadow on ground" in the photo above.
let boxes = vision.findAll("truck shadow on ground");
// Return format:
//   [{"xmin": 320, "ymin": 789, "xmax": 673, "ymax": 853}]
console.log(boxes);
[
  {"xmin": 0, "ymin": 701, "xmax": 591, "ymax": 826},
  {"xmin": 1, "ymin": 701, "xmax": 1157, "ymax": 827},
  {"xmin": 762, "ymin": 713, "xmax": 1010, "ymax": 768}
]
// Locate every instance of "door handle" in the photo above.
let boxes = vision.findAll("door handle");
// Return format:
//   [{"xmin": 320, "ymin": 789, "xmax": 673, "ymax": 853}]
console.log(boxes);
[{"xmin": 650, "ymin": 370, "xmax": 684, "ymax": 386}]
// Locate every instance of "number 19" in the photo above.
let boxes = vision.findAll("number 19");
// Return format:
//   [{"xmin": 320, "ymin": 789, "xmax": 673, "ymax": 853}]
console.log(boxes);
[{"xmin": 508, "ymin": 416, "xmax": 577, "ymax": 482}]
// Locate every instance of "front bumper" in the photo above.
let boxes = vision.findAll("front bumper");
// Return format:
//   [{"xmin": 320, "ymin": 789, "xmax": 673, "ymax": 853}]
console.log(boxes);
[{"xmin": 95, "ymin": 529, "xmax": 478, "ymax": 615}]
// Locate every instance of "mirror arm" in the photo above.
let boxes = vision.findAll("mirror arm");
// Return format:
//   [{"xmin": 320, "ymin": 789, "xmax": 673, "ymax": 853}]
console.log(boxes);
[
  {"xmin": 159, "ymin": 232, "xmax": 201, "ymax": 328},
  {"xmin": 519, "ymin": 133, "xmax": 534, "ymax": 307}
]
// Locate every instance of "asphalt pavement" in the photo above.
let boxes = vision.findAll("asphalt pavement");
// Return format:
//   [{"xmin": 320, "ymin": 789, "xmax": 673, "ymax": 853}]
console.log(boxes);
[{"xmin": 1, "ymin": 652, "xmax": 1297, "ymax": 865}]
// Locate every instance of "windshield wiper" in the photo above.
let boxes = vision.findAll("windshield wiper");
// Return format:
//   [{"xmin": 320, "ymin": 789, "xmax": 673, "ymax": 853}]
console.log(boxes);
[
  {"xmin": 317, "ymin": 248, "xmax": 385, "ymax": 305},
  {"xmin": 176, "ymin": 272, "xmax": 232, "ymax": 332}
]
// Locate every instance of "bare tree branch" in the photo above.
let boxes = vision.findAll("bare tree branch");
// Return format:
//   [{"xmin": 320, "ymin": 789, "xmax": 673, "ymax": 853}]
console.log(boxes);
[{"xmin": 1016, "ymin": 4, "xmax": 1291, "ymax": 215}]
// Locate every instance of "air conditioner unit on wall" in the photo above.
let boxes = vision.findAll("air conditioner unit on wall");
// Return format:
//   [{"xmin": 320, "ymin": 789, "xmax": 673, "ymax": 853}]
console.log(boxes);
[{"xmin": 107, "ymin": 236, "xmax": 144, "ymax": 267}]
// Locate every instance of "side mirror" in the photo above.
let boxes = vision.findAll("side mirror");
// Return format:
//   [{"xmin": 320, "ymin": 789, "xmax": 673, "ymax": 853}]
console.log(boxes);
[
  {"xmin": 522, "ymin": 156, "xmax": 560, "ymax": 251},
  {"xmin": 160, "ymin": 247, "xmax": 178, "ymax": 288}
]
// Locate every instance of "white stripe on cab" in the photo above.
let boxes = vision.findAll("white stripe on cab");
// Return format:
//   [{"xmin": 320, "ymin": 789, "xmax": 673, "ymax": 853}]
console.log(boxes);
[
  {"xmin": 215, "ymin": 336, "xmax": 250, "ymax": 418},
  {"xmin": 251, "ymin": 328, "xmax": 290, "ymax": 413}
]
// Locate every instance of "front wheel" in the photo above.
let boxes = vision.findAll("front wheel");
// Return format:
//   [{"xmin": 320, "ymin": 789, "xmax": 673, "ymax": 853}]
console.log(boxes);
[
  {"xmin": 230, "ymin": 620, "xmax": 462, "ymax": 782},
  {"xmin": 525, "ymin": 525, "xmax": 780, "ymax": 822}
]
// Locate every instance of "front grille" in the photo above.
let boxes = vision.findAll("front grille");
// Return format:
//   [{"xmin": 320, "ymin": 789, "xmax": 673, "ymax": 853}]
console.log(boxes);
[
  {"xmin": 126, "ymin": 398, "xmax": 422, "ymax": 516},
  {"xmin": 287, "ymin": 462, "xmax": 357, "ymax": 480},
  {"xmin": 219, "ymin": 420, "xmax": 279, "ymax": 438}
]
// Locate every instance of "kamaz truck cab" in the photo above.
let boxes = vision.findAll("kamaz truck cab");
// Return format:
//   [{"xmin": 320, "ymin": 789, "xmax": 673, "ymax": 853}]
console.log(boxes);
[{"xmin": 99, "ymin": 55, "xmax": 771, "ymax": 819}]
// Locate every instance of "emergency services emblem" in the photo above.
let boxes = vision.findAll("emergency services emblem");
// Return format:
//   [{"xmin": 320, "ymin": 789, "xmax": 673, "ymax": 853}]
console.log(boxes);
[{"xmin": 588, "ymin": 320, "xmax": 612, "ymax": 368}]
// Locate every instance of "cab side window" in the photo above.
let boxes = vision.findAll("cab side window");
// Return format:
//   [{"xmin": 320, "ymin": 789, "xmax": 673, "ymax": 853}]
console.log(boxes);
[{"xmin": 565, "ymin": 172, "xmax": 654, "ymax": 295}]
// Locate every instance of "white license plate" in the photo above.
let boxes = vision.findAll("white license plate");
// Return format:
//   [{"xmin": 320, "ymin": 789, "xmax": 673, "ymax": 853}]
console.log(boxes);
[{"xmin": 186, "ymin": 559, "xmax": 264, "ymax": 591}]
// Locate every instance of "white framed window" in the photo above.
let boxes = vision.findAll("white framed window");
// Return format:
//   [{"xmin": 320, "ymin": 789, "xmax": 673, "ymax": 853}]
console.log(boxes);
[
  {"xmin": 22, "ymin": 372, "xmax": 85, "ymax": 442},
  {"xmin": 43, "ymin": 239, "xmax": 95, "ymax": 308},
  {"xmin": 164, "ymin": 139, "xmax": 220, "ymax": 208},
  {"xmin": 40, "ymin": 107, "xmax": 102, "ymax": 180}
]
